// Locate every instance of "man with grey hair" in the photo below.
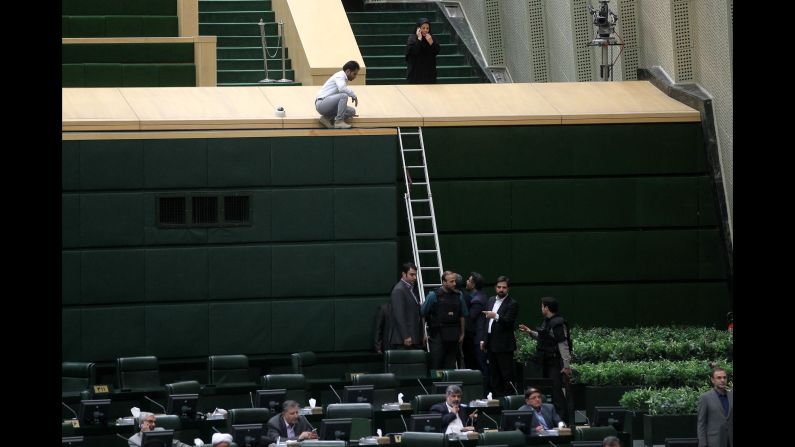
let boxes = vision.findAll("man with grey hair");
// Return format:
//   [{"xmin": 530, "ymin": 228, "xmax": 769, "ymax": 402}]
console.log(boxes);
[
  {"xmin": 429, "ymin": 385, "xmax": 477, "ymax": 434},
  {"xmin": 127, "ymin": 412, "xmax": 192, "ymax": 446},
  {"xmin": 265, "ymin": 400, "xmax": 318, "ymax": 444}
]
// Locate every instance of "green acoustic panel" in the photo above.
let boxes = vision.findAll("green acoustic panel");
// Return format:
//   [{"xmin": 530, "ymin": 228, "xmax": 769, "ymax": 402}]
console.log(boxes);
[
  {"xmin": 208, "ymin": 190, "xmax": 272, "ymax": 244},
  {"xmin": 62, "ymin": 140, "xmax": 80, "ymax": 190},
  {"xmin": 62, "ymin": 309, "xmax": 82, "ymax": 360},
  {"xmin": 697, "ymin": 176, "xmax": 719, "ymax": 226},
  {"xmin": 698, "ymin": 282, "xmax": 730, "ymax": 325},
  {"xmin": 571, "ymin": 179, "xmax": 637, "ymax": 228},
  {"xmin": 511, "ymin": 180, "xmax": 575, "ymax": 230},
  {"xmin": 207, "ymin": 138, "xmax": 271, "ymax": 187},
  {"xmin": 158, "ymin": 64, "xmax": 195, "ymax": 86},
  {"xmin": 636, "ymin": 177, "xmax": 699, "ymax": 227},
  {"xmin": 435, "ymin": 180, "xmax": 511, "ymax": 232},
  {"xmin": 145, "ymin": 248, "xmax": 209, "ymax": 301},
  {"xmin": 81, "ymin": 249, "xmax": 145, "ymax": 304},
  {"xmin": 80, "ymin": 193, "xmax": 144, "ymax": 247},
  {"xmin": 81, "ymin": 306, "xmax": 147, "ymax": 361},
  {"xmin": 62, "ymin": 252, "xmax": 81, "ymax": 305},
  {"xmin": 271, "ymin": 189, "xmax": 333, "ymax": 241},
  {"xmin": 208, "ymin": 246, "xmax": 271, "ymax": 299},
  {"xmin": 271, "ymin": 244, "xmax": 334, "ymax": 297},
  {"xmin": 635, "ymin": 230, "xmax": 699, "ymax": 280},
  {"xmin": 146, "ymin": 303, "xmax": 209, "ymax": 357},
  {"xmin": 334, "ymin": 242, "xmax": 397, "ymax": 295},
  {"xmin": 143, "ymin": 194, "xmax": 208, "ymax": 246},
  {"xmin": 63, "ymin": 195, "xmax": 80, "ymax": 248},
  {"xmin": 105, "ymin": 16, "xmax": 144, "ymax": 36},
  {"xmin": 440, "ymin": 234, "xmax": 512, "ymax": 285},
  {"xmin": 508, "ymin": 285, "xmax": 570, "ymax": 327},
  {"xmin": 208, "ymin": 301, "xmax": 272, "ymax": 354},
  {"xmin": 573, "ymin": 232, "xmax": 638, "ymax": 282},
  {"xmin": 80, "ymin": 139, "xmax": 144, "ymax": 190},
  {"xmin": 84, "ymin": 63, "xmax": 124, "ymax": 86},
  {"xmin": 511, "ymin": 233, "xmax": 575, "ymax": 283},
  {"xmin": 334, "ymin": 297, "xmax": 384, "ymax": 350},
  {"xmin": 270, "ymin": 137, "xmax": 333, "ymax": 185},
  {"xmin": 569, "ymin": 284, "xmax": 637, "ymax": 328},
  {"xmin": 144, "ymin": 139, "xmax": 207, "ymax": 188},
  {"xmin": 271, "ymin": 299, "xmax": 335, "ymax": 352},
  {"xmin": 634, "ymin": 283, "xmax": 720, "ymax": 326},
  {"xmin": 333, "ymin": 135, "xmax": 396, "ymax": 184},
  {"xmin": 140, "ymin": 16, "xmax": 179, "ymax": 37},
  {"xmin": 122, "ymin": 64, "xmax": 160, "ymax": 86},
  {"xmin": 334, "ymin": 187, "xmax": 396, "ymax": 240},
  {"xmin": 63, "ymin": 64, "xmax": 85, "ymax": 87},
  {"xmin": 698, "ymin": 229, "xmax": 727, "ymax": 279},
  {"xmin": 569, "ymin": 123, "xmax": 704, "ymax": 175}
]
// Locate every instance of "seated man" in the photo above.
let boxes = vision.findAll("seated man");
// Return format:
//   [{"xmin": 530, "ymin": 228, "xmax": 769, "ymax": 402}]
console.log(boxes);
[
  {"xmin": 518, "ymin": 387, "xmax": 564, "ymax": 433},
  {"xmin": 265, "ymin": 400, "xmax": 318, "ymax": 444},
  {"xmin": 429, "ymin": 384, "xmax": 477, "ymax": 434},
  {"xmin": 127, "ymin": 412, "xmax": 192, "ymax": 447}
]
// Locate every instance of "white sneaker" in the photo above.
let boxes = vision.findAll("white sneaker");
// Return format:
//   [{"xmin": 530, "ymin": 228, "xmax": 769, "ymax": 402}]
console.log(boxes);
[
  {"xmin": 334, "ymin": 119, "xmax": 352, "ymax": 129},
  {"xmin": 318, "ymin": 116, "xmax": 333, "ymax": 129}
]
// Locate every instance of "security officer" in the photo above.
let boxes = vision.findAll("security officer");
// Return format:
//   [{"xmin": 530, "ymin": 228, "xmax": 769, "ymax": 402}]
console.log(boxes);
[{"xmin": 422, "ymin": 271, "xmax": 468, "ymax": 370}]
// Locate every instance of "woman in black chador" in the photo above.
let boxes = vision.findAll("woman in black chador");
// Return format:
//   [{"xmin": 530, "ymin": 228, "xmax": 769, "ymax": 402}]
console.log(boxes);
[{"xmin": 405, "ymin": 17, "xmax": 440, "ymax": 84}]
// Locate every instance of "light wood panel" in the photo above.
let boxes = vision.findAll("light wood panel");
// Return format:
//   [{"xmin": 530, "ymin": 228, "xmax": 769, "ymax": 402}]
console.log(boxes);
[
  {"xmin": 177, "ymin": 0, "xmax": 199, "ymax": 37},
  {"xmin": 397, "ymin": 83, "xmax": 562, "ymax": 126},
  {"xmin": 62, "ymin": 128, "xmax": 397, "ymax": 140},
  {"xmin": 260, "ymin": 85, "xmax": 422, "ymax": 128},
  {"xmin": 531, "ymin": 81, "xmax": 700, "ymax": 123},
  {"xmin": 118, "ymin": 87, "xmax": 277, "ymax": 130},
  {"xmin": 62, "ymin": 88, "xmax": 140, "ymax": 131}
]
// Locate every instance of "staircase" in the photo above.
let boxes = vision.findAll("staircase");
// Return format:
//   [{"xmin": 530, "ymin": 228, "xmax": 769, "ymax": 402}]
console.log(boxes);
[
  {"xmin": 347, "ymin": 3, "xmax": 485, "ymax": 85},
  {"xmin": 199, "ymin": 0, "xmax": 300, "ymax": 86}
]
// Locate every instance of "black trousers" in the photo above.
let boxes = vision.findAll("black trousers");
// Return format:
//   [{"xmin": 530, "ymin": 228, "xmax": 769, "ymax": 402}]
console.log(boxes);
[
  {"xmin": 428, "ymin": 336, "xmax": 459, "ymax": 370},
  {"xmin": 542, "ymin": 356, "xmax": 573, "ymax": 424},
  {"xmin": 487, "ymin": 344, "xmax": 515, "ymax": 397}
]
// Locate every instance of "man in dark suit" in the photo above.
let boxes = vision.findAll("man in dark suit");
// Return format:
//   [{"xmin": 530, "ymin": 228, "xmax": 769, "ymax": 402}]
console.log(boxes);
[
  {"xmin": 464, "ymin": 272, "xmax": 488, "ymax": 373},
  {"xmin": 518, "ymin": 387, "xmax": 563, "ymax": 432},
  {"xmin": 697, "ymin": 367, "xmax": 733, "ymax": 447},
  {"xmin": 265, "ymin": 400, "xmax": 317, "ymax": 444},
  {"xmin": 389, "ymin": 262, "xmax": 423, "ymax": 349},
  {"xmin": 429, "ymin": 384, "xmax": 477, "ymax": 434},
  {"xmin": 479, "ymin": 275, "xmax": 519, "ymax": 396}
]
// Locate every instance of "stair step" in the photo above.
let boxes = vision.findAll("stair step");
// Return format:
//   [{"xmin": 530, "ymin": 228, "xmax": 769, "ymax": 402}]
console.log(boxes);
[
  {"xmin": 217, "ymin": 35, "xmax": 282, "ymax": 47},
  {"xmin": 218, "ymin": 68, "xmax": 295, "ymax": 83},
  {"xmin": 199, "ymin": 0, "xmax": 272, "ymax": 12},
  {"xmin": 218, "ymin": 58, "xmax": 291, "ymax": 70},
  {"xmin": 368, "ymin": 65, "xmax": 475, "ymax": 78},
  {"xmin": 355, "ymin": 33, "xmax": 452, "ymax": 46},
  {"xmin": 218, "ymin": 47, "xmax": 284, "ymax": 59},
  {"xmin": 358, "ymin": 43, "xmax": 459, "ymax": 56},
  {"xmin": 364, "ymin": 54, "xmax": 466, "ymax": 67},
  {"xmin": 350, "ymin": 22, "xmax": 446, "ymax": 34},
  {"xmin": 347, "ymin": 11, "xmax": 439, "ymax": 23},
  {"xmin": 199, "ymin": 11, "xmax": 275, "ymax": 22},
  {"xmin": 200, "ymin": 22, "xmax": 277, "ymax": 36}
]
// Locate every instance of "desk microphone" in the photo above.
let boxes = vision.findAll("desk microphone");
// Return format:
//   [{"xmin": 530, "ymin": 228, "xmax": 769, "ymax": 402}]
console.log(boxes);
[
  {"xmin": 144, "ymin": 395, "xmax": 167, "ymax": 413},
  {"xmin": 399, "ymin": 413, "xmax": 408, "ymax": 432},
  {"xmin": 212, "ymin": 426, "xmax": 222, "ymax": 433},
  {"xmin": 62, "ymin": 401, "xmax": 78, "ymax": 419},
  {"xmin": 508, "ymin": 381, "xmax": 519, "ymax": 395},
  {"xmin": 329, "ymin": 384, "xmax": 343, "ymax": 403},
  {"xmin": 115, "ymin": 432, "xmax": 136, "ymax": 446},
  {"xmin": 575, "ymin": 410, "xmax": 591, "ymax": 426},
  {"xmin": 306, "ymin": 419, "xmax": 316, "ymax": 431},
  {"xmin": 482, "ymin": 411, "xmax": 499, "ymax": 429},
  {"xmin": 250, "ymin": 391, "xmax": 255, "ymax": 408},
  {"xmin": 416, "ymin": 379, "xmax": 429, "ymax": 394},
  {"xmin": 547, "ymin": 441, "xmax": 560, "ymax": 447}
]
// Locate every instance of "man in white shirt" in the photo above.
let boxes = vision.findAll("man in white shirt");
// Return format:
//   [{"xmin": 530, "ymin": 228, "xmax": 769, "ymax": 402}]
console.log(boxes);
[
  {"xmin": 429, "ymin": 385, "xmax": 477, "ymax": 434},
  {"xmin": 315, "ymin": 61, "xmax": 360, "ymax": 129}
]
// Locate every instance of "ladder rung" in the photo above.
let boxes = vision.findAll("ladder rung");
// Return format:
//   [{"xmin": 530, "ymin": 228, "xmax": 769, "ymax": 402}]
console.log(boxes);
[
  {"xmin": 424, "ymin": 283, "xmax": 442, "ymax": 287},
  {"xmin": 403, "ymin": 149, "xmax": 422, "ymax": 152},
  {"xmin": 412, "ymin": 182, "xmax": 428, "ymax": 185},
  {"xmin": 416, "ymin": 233, "xmax": 435, "ymax": 236},
  {"xmin": 401, "ymin": 132, "xmax": 420, "ymax": 135},
  {"xmin": 411, "ymin": 199, "xmax": 430, "ymax": 202},
  {"xmin": 406, "ymin": 165, "xmax": 425, "ymax": 169},
  {"xmin": 417, "ymin": 250, "xmax": 438, "ymax": 253},
  {"xmin": 413, "ymin": 216, "xmax": 432, "ymax": 220},
  {"xmin": 420, "ymin": 266, "xmax": 439, "ymax": 270}
]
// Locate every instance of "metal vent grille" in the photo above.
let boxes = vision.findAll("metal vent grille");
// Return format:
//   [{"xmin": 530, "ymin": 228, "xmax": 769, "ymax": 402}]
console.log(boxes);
[
  {"xmin": 672, "ymin": 0, "xmax": 693, "ymax": 81},
  {"xmin": 485, "ymin": 0, "xmax": 504, "ymax": 64},
  {"xmin": 528, "ymin": 0, "xmax": 549, "ymax": 82},
  {"xmin": 192, "ymin": 196, "xmax": 218, "ymax": 225},
  {"xmin": 224, "ymin": 196, "xmax": 250, "ymax": 224},
  {"xmin": 617, "ymin": 0, "xmax": 639, "ymax": 80},
  {"xmin": 573, "ymin": 0, "xmax": 594, "ymax": 81},
  {"xmin": 158, "ymin": 197, "xmax": 186, "ymax": 226}
]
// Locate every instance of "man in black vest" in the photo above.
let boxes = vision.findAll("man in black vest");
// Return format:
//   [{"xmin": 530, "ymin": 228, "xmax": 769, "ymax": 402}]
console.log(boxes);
[
  {"xmin": 519, "ymin": 296, "xmax": 573, "ymax": 424},
  {"xmin": 422, "ymin": 270, "xmax": 468, "ymax": 370},
  {"xmin": 479, "ymin": 275, "xmax": 519, "ymax": 397}
]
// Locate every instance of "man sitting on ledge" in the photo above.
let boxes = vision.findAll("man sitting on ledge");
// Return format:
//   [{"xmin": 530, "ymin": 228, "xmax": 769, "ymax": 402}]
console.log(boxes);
[{"xmin": 315, "ymin": 61, "xmax": 359, "ymax": 129}]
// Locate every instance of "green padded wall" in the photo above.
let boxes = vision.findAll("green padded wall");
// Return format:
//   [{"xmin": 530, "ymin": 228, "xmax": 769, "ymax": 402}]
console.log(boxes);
[
  {"xmin": 419, "ymin": 123, "xmax": 729, "ymax": 329},
  {"xmin": 62, "ymin": 135, "xmax": 398, "ymax": 362}
]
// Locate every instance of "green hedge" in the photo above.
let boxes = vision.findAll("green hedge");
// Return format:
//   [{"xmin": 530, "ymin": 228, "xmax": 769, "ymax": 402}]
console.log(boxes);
[
  {"xmin": 515, "ymin": 326, "xmax": 732, "ymax": 363},
  {"xmin": 573, "ymin": 359, "xmax": 732, "ymax": 388},
  {"xmin": 619, "ymin": 386, "xmax": 712, "ymax": 415}
]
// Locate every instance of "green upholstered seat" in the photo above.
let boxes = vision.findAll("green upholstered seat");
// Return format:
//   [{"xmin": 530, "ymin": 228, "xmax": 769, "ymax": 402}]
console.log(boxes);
[
  {"xmin": 501, "ymin": 394, "xmax": 525, "ymax": 411},
  {"xmin": 411, "ymin": 394, "xmax": 447, "ymax": 414},
  {"xmin": 155, "ymin": 414, "xmax": 181, "ymax": 430},
  {"xmin": 227, "ymin": 408, "xmax": 270, "ymax": 431},
  {"xmin": 442, "ymin": 369, "xmax": 485, "ymax": 402},
  {"xmin": 384, "ymin": 350, "xmax": 428, "ymax": 380},
  {"xmin": 478, "ymin": 429, "xmax": 526, "ymax": 447},
  {"xmin": 208, "ymin": 354, "xmax": 253, "ymax": 386},
  {"xmin": 63, "ymin": 362, "xmax": 96, "ymax": 396},
  {"xmin": 325, "ymin": 403, "xmax": 374, "ymax": 439},
  {"xmin": 400, "ymin": 431, "xmax": 446, "ymax": 447},
  {"xmin": 165, "ymin": 380, "xmax": 201, "ymax": 395},
  {"xmin": 574, "ymin": 425, "xmax": 618, "ymax": 441},
  {"xmin": 352, "ymin": 373, "xmax": 399, "ymax": 406},
  {"xmin": 261, "ymin": 374, "xmax": 308, "ymax": 406},
  {"xmin": 116, "ymin": 356, "xmax": 161, "ymax": 391}
]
